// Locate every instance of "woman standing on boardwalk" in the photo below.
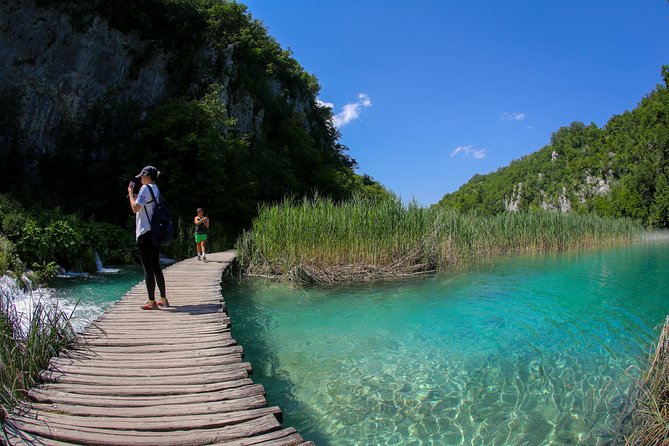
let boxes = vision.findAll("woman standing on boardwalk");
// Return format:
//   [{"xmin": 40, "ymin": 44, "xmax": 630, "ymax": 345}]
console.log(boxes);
[
  {"xmin": 128, "ymin": 165, "xmax": 169, "ymax": 310},
  {"xmin": 194, "ymin": 207, "xmax": 209, "ymax": 262}
]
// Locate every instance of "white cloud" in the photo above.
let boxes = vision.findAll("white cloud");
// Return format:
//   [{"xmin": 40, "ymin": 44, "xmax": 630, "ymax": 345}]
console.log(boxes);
[
  {"xmin": 327, "ymin": 93, "xmax": 372, "ymax": 128},
  {"xmin": 501, "ymin": 112, "xmax": 526, "ymax": 121},
  {"xmin": 451, "ymin": 145, "xmax": 486, "ymax": 160}
]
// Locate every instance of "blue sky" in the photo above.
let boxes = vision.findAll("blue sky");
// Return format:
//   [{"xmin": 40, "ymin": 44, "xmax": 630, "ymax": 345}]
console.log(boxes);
[{"xmin": 243, "ymin": 0, "xmax": 669, "ymax": 205}]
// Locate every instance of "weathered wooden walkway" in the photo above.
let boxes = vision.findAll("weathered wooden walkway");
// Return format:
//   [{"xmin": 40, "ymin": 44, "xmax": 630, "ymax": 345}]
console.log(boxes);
[{"xmin": 4, "ymin": 250, "xmax": 313, "ymax": 446}]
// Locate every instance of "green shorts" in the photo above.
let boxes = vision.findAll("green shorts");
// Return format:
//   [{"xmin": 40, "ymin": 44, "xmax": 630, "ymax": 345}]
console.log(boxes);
[{"xmin": 195, "ymin": 234, "xmax": 207, "ymax": 243}]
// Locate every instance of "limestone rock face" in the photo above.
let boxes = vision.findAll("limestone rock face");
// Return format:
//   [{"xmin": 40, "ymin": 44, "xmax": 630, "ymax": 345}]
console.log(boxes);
[
  {"xmin": 1, "ymin": 0, "xmax": 168, "ymax": 154},
  {"xmin": 0, "ymin": 0, "xmax": 314, "ymax": 155}
]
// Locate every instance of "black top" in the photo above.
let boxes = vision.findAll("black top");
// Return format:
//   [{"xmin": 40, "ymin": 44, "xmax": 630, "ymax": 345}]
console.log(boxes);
[{"xmin": 195, "ymin": 217, "xmax": 207, "ymax": 234}]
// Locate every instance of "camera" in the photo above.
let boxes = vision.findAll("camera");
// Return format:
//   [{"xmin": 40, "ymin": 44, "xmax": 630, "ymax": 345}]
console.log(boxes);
[{"xmin": 128, "ymin": 181, "xmax": 135, "ymax": 189}]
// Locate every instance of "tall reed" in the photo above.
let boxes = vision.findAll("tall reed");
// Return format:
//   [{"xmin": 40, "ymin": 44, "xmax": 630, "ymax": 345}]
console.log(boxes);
[
  {"xmin": 237, "ymin": 195, "xmax": 642, "ymax": 283},
  {"xmin": 0, "ymin": 286, "xmax": 76, "ymax": 423}
]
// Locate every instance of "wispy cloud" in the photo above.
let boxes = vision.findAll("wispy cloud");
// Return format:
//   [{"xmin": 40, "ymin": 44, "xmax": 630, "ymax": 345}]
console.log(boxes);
[
  {"xmin": 501, "ymin": 112, "xmax": 526, "ymax": 121},
  {"xmin": 451, "ymin": 145, "xmax": 486, "ymax": 159},
  {"xmin": 318, "ymin": 93, "xmax": 372, "ymax": 128}
]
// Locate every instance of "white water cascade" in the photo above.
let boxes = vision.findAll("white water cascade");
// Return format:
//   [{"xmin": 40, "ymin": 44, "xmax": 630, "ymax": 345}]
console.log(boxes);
[
  {"xmin": 0, "ymin": 275, "xmax": 98, "ymax": 332},
  {"xmin": 94, "ymin": 252, "xmax": 121, "ymax": 274}
]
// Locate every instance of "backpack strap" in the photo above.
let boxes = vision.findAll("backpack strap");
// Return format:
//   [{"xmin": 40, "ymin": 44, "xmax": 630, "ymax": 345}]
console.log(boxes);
[
  {"xmin": 146, "ymin": 184, "xmax": 159, "ymax": 204},
  {"xmin": 142, "ymin": 185, "xmax": 159, "ymax": 225}
]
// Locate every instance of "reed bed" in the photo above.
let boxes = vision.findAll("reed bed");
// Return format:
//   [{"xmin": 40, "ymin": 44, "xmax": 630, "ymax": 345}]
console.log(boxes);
[
  {"xmin": 615, "ymin": 316, "xmax": 669, "ymax": 445},
  {"xmin": 0, "ymin": 286, "xmax": 76, "ymax": 426},
  {"xmin": 237, "ymin": 196, "xmax": 642, "ymax": 283}
]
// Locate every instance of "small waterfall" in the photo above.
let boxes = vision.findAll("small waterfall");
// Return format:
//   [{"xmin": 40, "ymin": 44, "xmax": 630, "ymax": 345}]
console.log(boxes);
[
  {"xmin": 94, "ymin": 252, "xmax": 104, "ymax": 272},
  {"xmin": 94, "ymin": 252, "xmax": 121, "ymax": 274}
]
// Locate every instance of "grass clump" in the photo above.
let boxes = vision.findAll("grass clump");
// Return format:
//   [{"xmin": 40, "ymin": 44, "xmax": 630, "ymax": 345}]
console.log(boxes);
[
  {"xmin": 237, "ymin": 195, "xmax": 643, "ymax": 284},
  {"xmin": 616, "ymin": 316, "xmax": 669, "ymax": 445},
  {"xmin": 0, "ymin": 283, "xmax": 76, "ymax": 424}
]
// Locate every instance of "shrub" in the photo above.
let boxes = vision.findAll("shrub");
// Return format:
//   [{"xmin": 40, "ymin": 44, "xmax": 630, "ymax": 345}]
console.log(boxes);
[
  {"xmin": 30, "ymin": 262, "xmax": 58, "ymax": 286},
  {"xmin": 0, "ymin": 237, "xmax": 18, "ymax": 274}
]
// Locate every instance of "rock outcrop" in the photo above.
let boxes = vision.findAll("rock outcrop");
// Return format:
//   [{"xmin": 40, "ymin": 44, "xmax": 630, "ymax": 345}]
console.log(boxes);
[{"xmin": 0, "ymin": 0, "xmax": 312, "ymax": 155}]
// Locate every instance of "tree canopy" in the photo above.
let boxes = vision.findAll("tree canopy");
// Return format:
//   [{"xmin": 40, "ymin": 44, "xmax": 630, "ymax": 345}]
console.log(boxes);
[{"xmin": 2, "ymin": 0, "xmax": 391, "ymax": 232}]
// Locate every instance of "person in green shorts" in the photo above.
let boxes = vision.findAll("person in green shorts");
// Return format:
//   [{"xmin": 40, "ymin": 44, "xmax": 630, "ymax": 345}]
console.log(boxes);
[{"xmin": 194, "ymin": 208, "xmax": 209, "ymax": 262}]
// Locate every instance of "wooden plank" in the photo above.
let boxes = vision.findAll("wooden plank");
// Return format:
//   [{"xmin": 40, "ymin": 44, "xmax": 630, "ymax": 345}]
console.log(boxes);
[
  {"xmin": 12, "ymin": 406, "xmax": 282, "ymax": 432},
  {"xmin": 29, "ymin": 384, "xmax": 266, "ymax": 407},
  {"xmin": 40, "ymin": 368, "xmax": 249, "ymax": 386},
  {"xmin": 250, "ymin": 434, "xmax": 305, "ymax": 446},
  {"xmin": 213, "ymin": 428, "xmax": 304, "ymax": 446},
  {"xmin": 3, "ymin": 426, "xmax": 79, "ymax": 446},
  {"xmin": 80, "ymin": 333, "xmax": 232, "ymax": 347},
  {"xmin": 83, "ymin": 324, "xmax": 231, "ymax": 335},
  {"xmin": 37, "ymin": 378, "xmax": 256, "ymax": 396},
  {"xmin": 44, "ymin": 362, "xmax": 252, "ymax": 378},
  {"xmin": 27, "ymin": 394, "xmax": 269, "ymax": 418},
  {"xmin": 74, "ymin": 338, "xmax": 238, "ymax": 354},
  {"xmin": 50, "ymin": 352, "xmax": 244, "ymax": 369},
  {"xmin": 9, "ymin": 413, "xmax": 281, "ymax": 446},
  {"xmin": 60, "ymin": 345, "xmax": 243, "ymax": 361}
]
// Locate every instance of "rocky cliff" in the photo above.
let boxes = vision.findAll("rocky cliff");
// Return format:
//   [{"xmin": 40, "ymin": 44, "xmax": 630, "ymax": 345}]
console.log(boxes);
[
  {"xmin": 0, "ymin": 0, "xmax": 313, "ymax": 156},
  {"xmin": 1, "ymin": 0, "xmax": 167, "ymax": 154}
]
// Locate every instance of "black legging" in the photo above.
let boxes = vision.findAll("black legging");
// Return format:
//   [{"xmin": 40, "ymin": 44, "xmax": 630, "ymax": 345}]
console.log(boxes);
[{"xmin": 137, "ymin": 231, "xmax": 166, "ymax": 301}]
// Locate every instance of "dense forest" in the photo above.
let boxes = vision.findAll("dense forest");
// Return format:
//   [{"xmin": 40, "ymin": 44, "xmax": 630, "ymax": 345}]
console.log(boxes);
[
  {"xmin": 439, "ymin": 66, "xmax": 669, "ymax": 227},
  {"xmin": 0, "ymin": 0, "xmax": 388, "ymax": 229},
  {"xmin": 0, "ymin": 0, "xmax": 391, "ymax": 274}
]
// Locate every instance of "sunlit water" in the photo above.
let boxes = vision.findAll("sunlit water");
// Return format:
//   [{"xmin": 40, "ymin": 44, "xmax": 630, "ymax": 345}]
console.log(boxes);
[
  {"xmin": 1, "ymin": 266, "xmax": 142, "ymax": 332},
  {"xmin": 21, "ymin": 243, "xmax": 669, "ymax": 444},
  {"xmin": 223, "ymin": 242, "xmax": 669, "ymax": 445},
  {"xmin": 49, "ymin": 266, "xmax": 143, "ymax": 330}
]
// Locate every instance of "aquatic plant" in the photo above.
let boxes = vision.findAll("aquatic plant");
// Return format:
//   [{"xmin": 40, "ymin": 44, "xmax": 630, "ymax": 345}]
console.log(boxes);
[
  {"xmin": 237, "ymin": 195, "xmax": 643, "ymax": 283},
  {"xmin": 616, "ymin": 316, "xmax": 669, "ymax": 445},
  {"xmin": 0, "ymin": 283, "xmax": 76, "ymax": 425}
]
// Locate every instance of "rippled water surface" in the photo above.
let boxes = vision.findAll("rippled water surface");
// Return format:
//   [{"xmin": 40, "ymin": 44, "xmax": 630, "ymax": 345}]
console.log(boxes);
[
  {"xmin": 49, "ymin": 266, "xmax": 143, "ymax": 330},
  {"xmin": 224, "ymin": 242, "xmax": 669, "ymax": 445}
]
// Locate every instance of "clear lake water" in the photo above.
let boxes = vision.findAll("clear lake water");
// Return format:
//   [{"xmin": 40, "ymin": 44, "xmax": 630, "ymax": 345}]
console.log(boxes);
[{"xmin": 41, "ymin": 242, "xmax": 669, "ymax": 445}]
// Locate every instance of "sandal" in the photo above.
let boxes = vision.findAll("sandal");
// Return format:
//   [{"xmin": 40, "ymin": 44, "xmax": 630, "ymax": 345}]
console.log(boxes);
[
  {"xmin": 141, "ymin": 300, "xmax": 158, "ymax": 310},
  {"xmin": 157, "ymin": 297, "xmax": 170, "ymax": 307}
]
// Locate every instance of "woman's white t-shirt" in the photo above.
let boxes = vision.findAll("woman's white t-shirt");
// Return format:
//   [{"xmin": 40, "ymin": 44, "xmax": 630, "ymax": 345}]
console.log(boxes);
[{"xmin": 135, "ymin": 184, "xmax": 160, "ymax": 240}]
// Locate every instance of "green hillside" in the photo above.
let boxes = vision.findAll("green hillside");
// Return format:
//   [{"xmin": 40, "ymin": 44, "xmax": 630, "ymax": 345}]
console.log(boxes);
[{"xmin": 438, "ymin": 66, "xmax": 669, "ymax": 227}]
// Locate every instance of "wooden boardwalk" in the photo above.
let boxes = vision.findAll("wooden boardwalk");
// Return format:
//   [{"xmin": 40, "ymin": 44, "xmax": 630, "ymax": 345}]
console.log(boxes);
[{"xmin": 4, "ymin": 250, "xmax": 313, "ymax": 446}]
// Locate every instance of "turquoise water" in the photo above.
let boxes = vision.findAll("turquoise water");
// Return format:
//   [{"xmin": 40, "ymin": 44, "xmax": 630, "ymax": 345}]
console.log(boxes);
[
  {"xmin": 223, "ymin": 242, "xmax": 669, "ymax": 445},
  {"xmin": 48, "ymin": 266, "xmax": 143, "ymax": 330}
]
